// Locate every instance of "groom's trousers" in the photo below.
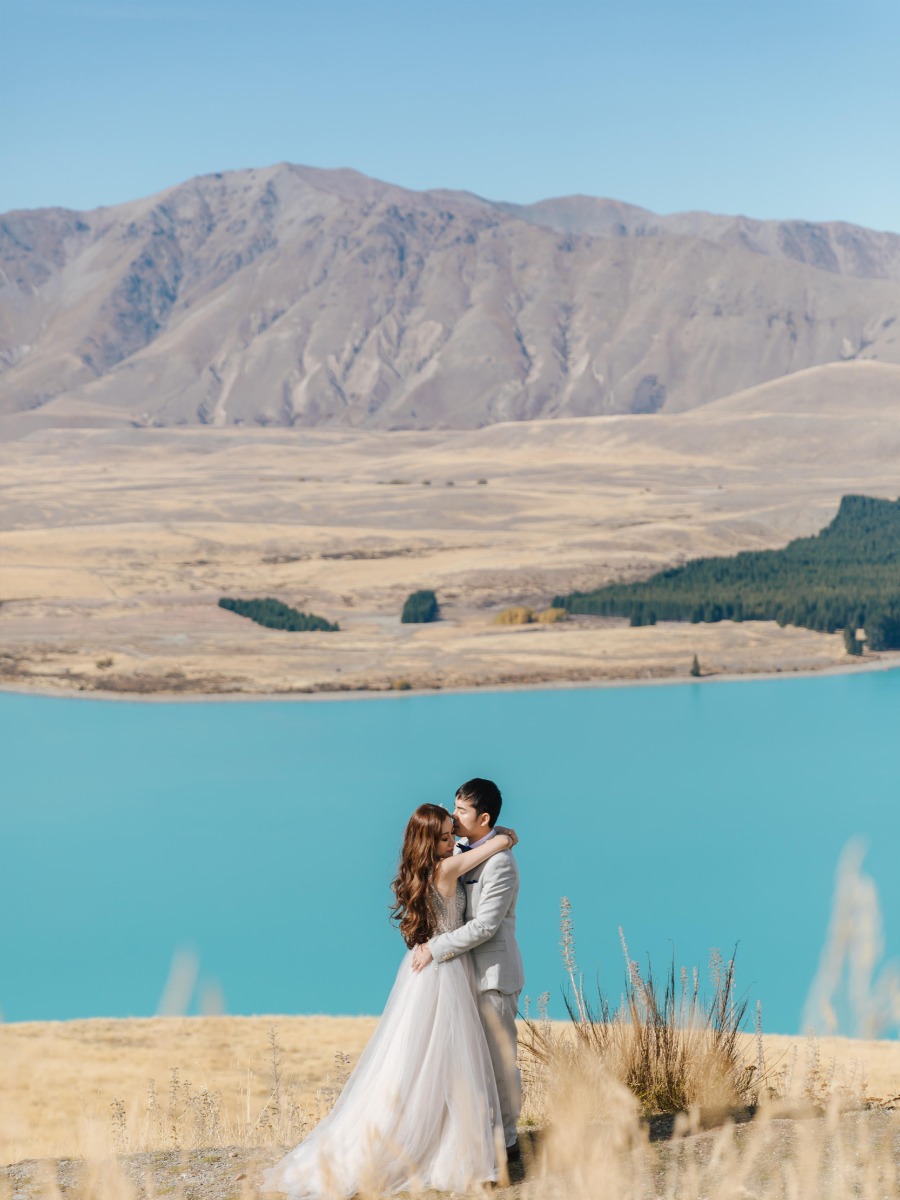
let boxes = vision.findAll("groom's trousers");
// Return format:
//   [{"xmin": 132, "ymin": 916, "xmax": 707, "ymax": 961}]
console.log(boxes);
[{"xmin": 477, "ymin": 988, "xmax": 522, "ymax": 1147}]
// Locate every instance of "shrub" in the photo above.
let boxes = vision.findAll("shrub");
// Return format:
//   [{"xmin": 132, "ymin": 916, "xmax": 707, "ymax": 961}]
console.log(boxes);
[
  {"xmin": 690, "ymin": 654, "xmax": 701, "ymax": 676},
  {"xmin": 521, "ymin": 899, "xmax": 760, "ymax": 1119},
  {"xmin": 537, "ymin": 607, "xmax": 568, "ymax": 624},
  {"xmin": 218, "ymin": 597, "xmax": 339, "ymax": 632},
  {"xmin": 494, "ymin": 606, "xmax": 535, "ymax": 625},
  {"xmin": 401, "ymin": 590, "xmax": 439, "ymax": 623}
]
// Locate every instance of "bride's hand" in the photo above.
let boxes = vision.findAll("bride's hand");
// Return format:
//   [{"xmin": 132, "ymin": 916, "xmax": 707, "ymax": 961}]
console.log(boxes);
[{"xmin": 494, "ymin": 825, "xmax": 518, "ymax": 848}]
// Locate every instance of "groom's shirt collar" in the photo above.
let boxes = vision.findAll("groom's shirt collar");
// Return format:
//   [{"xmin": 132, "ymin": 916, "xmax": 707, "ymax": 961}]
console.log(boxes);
[{"xmin": 463, "ymin": 829, "xmax": 496, "ymax": 851}]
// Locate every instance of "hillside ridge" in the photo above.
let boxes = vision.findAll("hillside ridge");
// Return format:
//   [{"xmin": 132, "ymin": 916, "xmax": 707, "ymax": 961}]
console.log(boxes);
[{"xmin": 2, "ymin": 162, "xmax": 898, "ymax": 431}]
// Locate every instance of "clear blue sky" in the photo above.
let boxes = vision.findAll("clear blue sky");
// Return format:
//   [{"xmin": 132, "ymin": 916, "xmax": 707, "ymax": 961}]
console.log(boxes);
[{"xmin": 4, "ymin": 0, "xmax": 899, "ymax": 230}]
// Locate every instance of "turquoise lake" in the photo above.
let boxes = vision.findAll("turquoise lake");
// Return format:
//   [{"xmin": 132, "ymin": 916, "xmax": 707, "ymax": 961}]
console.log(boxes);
[{"xmin": 2, "ymin": 669, "xmax": 898, "ymax": 1034}]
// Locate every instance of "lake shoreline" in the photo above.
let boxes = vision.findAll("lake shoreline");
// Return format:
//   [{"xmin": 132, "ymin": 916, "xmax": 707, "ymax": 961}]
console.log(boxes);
[{"xmin": 2, "ymin": 652, "xmax": 898, "ymax": 705}]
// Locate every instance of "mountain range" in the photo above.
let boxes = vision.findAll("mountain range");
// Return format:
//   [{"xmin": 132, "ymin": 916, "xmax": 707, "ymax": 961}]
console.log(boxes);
[{"xmin": 2, "ymin": 163, "xmax": 898, "ymax": 431}]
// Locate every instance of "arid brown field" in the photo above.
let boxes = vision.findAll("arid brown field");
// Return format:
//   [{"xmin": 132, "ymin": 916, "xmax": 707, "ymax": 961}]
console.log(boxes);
[{"xmin": 2, "ymin": 361, "xmax": 899, "ymax": 698}]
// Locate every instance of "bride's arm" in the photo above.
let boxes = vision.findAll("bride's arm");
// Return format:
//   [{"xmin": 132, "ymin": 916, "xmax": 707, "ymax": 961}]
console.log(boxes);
[{"xmin": 435, "ymin": 827, "xmax": 518, "ymax": 884}]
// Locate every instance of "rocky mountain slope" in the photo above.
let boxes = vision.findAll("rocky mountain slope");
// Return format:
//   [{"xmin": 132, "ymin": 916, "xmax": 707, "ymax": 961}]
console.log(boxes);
[{"xmin": 1, "ymin": 163, "xmax": 898, "ymax": 430}]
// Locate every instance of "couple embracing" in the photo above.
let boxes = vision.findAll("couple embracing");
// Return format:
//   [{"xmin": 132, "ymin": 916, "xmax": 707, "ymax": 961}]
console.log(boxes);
[{"xmin": 264, "ymin": 778, "xmax": 524, "ymax": 1197}]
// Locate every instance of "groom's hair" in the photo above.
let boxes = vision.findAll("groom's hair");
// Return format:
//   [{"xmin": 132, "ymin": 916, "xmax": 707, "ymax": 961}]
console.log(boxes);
[{"xmin": 456, "ymin": 778, "xmax": 502, "ymax": 828}]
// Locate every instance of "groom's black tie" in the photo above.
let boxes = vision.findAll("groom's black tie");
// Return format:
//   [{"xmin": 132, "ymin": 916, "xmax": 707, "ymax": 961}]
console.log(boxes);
[{"xmin": 456, "ymin": 842, "xmax": 471, "ymax": 852}]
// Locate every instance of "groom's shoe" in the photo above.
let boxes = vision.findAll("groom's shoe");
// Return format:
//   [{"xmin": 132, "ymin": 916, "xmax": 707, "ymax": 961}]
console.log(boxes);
[{"xmin": 505, "ymin": 1140, "xmax": 521, "ymax": 1164}]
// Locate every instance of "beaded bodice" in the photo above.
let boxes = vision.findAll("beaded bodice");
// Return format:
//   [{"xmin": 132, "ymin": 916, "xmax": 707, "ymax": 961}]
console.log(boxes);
[{"xmin": 431, "ymin": 882, "xmax": 467, "ymax": 934}]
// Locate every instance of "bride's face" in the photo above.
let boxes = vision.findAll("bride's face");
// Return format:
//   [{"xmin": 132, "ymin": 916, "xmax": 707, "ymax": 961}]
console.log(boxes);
[{"xmin": 436, "ymin": 816, "xmax": 456, "ymax": 859}]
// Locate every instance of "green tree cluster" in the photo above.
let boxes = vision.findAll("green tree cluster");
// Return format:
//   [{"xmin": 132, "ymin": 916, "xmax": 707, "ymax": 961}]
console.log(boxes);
[
  {"xmin": 401, "ymin": 590, "xmax": 439, "ymax": 623},
  {"xmin": 843, "ymin": 626, "xmax": 863, "ymax": 656},
  {"xmin": 553, "ymin": 495, "xmax": 900, "ymax": 650},
  {"xmin": 218, "ymin": 597, "xmax": 339, "ymax": 631}
]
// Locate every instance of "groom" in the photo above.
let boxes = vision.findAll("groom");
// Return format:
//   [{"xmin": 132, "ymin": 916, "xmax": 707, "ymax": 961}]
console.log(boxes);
[{"xmin": 412, "ymin": 777, "xmax": 524, "ymax": 1159}]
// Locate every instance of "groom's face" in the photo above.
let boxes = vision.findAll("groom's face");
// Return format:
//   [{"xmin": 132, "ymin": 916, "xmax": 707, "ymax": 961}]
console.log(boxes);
[{"xmin": 453, "ymin": 797, "xmax": 490, "ymax": 843}]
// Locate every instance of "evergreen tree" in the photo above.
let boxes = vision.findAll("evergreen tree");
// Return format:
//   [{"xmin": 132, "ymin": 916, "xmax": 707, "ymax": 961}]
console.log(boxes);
[
  {"xmin": 843, "ymin": 625, "xmax": 863, "ymax": 656},
  {"xmin": 218, "ymin": 597, "xmax": 339, "ymax": 631},
  {"xmin": 865, "ymin": 604, "xmax": 900, "ymax": 652},
  {"xmin": 401, "ymin": 590, "xmax": 439, "ymax": 623},
  {"xmin": 553, "ymin": 496, "xmax": 900, "ymax": 649}
]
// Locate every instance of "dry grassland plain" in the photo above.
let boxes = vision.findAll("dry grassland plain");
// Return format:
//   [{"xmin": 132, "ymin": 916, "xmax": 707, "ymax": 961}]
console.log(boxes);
[
  {"xmin": 2, "ymin": 361, "xmax": 899, "ymax": 697},
  {"xmin": 2, "ymin": 1015, "xmax": 899, "ymax": 1164}
]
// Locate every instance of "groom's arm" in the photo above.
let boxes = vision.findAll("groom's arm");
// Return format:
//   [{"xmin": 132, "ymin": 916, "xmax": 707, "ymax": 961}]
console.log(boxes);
[{"xmin": 426, "ymin": 853, "xmax": 517, "ymax": 965}]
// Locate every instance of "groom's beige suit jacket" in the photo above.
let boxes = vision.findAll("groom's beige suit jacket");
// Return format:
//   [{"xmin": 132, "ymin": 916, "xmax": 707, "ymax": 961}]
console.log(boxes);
[{"xmin": 428, "ymin": 840, "xmax": 524, "ymax": 995}]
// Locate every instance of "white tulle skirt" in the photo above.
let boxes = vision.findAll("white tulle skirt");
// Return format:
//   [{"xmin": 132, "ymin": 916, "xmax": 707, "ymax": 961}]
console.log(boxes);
[{"xmin": 262, "ymin": 950, "xmax": 503, "ymax": 1198}]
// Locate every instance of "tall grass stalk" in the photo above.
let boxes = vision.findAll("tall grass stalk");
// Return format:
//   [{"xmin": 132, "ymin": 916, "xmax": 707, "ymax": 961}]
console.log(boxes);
[
  {"xmin": 95, "ymin": 1026, "xmax": 356, "ymax": 1158},
  {"xmin": 523, "ymin": 900, "xmax": 761, "ymax": 1119}
]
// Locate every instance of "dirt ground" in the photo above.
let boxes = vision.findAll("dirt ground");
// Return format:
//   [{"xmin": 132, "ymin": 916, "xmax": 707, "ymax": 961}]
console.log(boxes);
[{"xmin": 4, "ymin": 1111, "xmax": 900, "ymax": 1200}]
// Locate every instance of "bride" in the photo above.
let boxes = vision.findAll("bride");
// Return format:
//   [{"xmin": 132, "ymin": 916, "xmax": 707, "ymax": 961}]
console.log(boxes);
[{"xmin": 262, "ymin": 803, "xmax": 518, "ymax": 1198}]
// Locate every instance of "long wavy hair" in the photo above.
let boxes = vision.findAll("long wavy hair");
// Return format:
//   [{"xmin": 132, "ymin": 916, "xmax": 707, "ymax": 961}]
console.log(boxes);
[{"xmin": 390, "ymin": 804, "xmax": 451, "ymax": 948}]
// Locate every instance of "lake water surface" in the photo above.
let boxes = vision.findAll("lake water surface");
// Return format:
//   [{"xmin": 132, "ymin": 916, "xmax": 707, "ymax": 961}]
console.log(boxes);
[{"xmin": 2, "ymin": 669, "xmax": 898, "ymax": 1033}]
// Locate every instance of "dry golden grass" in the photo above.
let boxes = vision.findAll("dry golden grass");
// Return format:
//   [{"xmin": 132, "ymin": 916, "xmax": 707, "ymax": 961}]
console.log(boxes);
[
  {"xmin": 535, "ymin": 609, "xmax": 568, "ymax": 624},
  {"xmin": 494, "ymin": 607, "xmax": 536, "ymax": 625},
  {"xmin": 0, "ymin": 1016, "xmax": 376, "ymax": 1164},
  {"xmin": 2, "ymin": 1014, "xmax": 898, "ymax": 1167},
  {"xmin": 2, "ymin": 1022, "xmax": 899, "ymax": 1200}
]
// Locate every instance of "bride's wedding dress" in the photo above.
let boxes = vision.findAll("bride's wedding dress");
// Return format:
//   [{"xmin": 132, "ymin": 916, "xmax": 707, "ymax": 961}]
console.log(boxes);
[{"xmin": 263, "ymin": 883, "xmax": 504, "ymax": 1198}]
